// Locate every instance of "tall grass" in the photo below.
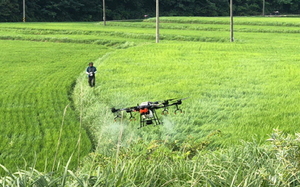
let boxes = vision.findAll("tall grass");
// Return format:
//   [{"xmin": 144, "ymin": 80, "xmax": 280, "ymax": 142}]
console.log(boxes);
[
  {"xmin": 1, "ymin": 17, "xmax": 300, "ymax": 185},
  {"xmin": 2, "ymin": 129, "xmax": 299, "ymax": 186}
]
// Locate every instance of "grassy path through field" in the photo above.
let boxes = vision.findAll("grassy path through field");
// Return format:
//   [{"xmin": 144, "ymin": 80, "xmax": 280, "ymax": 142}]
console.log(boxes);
[{"xmin": 0, "ymin": 40, "xmax": 112, "ymax": 174}]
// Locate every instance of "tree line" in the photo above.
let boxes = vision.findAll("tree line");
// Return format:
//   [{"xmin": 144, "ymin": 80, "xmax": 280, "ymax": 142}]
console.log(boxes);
[{"xmin": 1, "ymin": 0, "xmax": 300, "ymax": 22}]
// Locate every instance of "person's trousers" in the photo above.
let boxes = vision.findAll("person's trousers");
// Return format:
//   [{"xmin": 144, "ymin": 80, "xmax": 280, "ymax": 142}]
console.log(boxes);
[{"xmin": 88, "ymin": 76, "xmax": 95, "ymax": 87}]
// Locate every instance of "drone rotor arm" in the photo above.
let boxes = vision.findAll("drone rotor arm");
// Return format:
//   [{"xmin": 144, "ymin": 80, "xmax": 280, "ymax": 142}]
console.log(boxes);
[{"xmin": 111, "ymin": 97, "xmax": 188, "ymax": 128}]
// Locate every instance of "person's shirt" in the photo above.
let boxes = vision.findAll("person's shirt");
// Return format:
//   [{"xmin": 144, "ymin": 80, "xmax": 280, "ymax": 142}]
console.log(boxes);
[{"xmin": 86, "ymin": 66, "xmax": 97, "ymax": 75}]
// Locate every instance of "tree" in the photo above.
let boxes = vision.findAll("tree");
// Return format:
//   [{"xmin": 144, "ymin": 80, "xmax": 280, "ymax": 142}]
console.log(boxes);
[
  {"xmin": 0, "ymin": 0, "xmax": 20, "ymax": 21},
  {"xmin": 37, "ymin": 0, "xmax": 84, "ymax": 21},
  {"xmin": 276, "ymin": 0, "xmax": 300, "ymax": 14},
  {"xmin": 0, "ymin": 0, "xmax": 299, "ymax": 22},
  {"xmin": 77, "ymin": 0, "xmax": 101, "ymax": 21}
]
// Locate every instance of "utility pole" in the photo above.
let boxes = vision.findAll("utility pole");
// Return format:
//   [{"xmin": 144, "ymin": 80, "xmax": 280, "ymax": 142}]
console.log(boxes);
[
  {"xmin": 230, "ymin": 0, "xmax": 234, "ymax": 42},
  {"xmin": 23, "ymin": 0, "xmax": 26, "ymax": 22},
  {"xmin": 262, "ymin": 0, "xmax": 265, "ymax": 16},
  {"xmin": 103, "ymin": 0, "xmax": 106, "ymax": 26},
  {"xmin": 156, "ymin": 0, "xmax": 159, "ymax": 43}
]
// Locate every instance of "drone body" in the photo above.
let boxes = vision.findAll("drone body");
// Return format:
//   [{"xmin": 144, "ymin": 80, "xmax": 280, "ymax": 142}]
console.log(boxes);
[{"xmin": 111, "ymin": 98, "xmax": 188, "ymax": 129}]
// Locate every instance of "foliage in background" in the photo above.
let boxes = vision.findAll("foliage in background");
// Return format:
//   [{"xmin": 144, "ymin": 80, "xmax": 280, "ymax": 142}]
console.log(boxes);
[{"xmin": 1, "ymin": 0, "xmax": 300, "ymax": 22}]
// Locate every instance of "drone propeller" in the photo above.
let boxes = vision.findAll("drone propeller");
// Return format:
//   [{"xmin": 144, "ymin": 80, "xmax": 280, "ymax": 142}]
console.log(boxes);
[
  {"xmin": 111, "ymin": 107, "xmax": 120, "ymax": 113},
  {"xmin": 111, "ymin": 106, "xmax": 137, "ymax": 121},
  {"xmin": 150, "ymin": 98, "xmax": 176, "ymax": 114},
  {"xmin": 155, "ymin": 98, "xmax": 176, "ymax": 105},
  {"xmin": 167, "ymin": 97, "xmax": 190, "ymax": 114},
  {"xmin": 179, "ymin": 97, "xmax": 189, "ymax": 101},
  {"xmin": 159, "ymin": 99, "xmax": 172, "ymax": 114},
  {"xmin": 123, "ymin": 106, "xmax": 137, "ymax": 112}
]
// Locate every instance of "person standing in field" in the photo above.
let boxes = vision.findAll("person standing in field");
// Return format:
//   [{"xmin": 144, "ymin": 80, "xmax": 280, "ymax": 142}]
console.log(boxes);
[{"xmin": 86, "ymin": 62, "xmax": 97, "ymax": 87}]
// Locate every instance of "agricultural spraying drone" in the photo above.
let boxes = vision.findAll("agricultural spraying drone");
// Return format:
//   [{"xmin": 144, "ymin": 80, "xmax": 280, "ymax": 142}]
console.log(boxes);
[{"xmin": 111, "ymin": 98, "xmax": 188, "ymax": 129}]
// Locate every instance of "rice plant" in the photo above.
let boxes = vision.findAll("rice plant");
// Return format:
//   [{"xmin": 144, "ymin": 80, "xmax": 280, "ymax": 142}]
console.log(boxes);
[
  {"xmin": 0, "ymin": 40, "xmax": 112, "ymax": 175},
  {"xmin": 1, "ymin": 17, "xmax": 300, "ymax": 186}
]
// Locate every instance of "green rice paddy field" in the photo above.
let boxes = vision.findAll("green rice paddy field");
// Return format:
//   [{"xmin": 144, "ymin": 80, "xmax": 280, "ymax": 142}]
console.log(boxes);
[{"xmin": 1, "ymin": 17, "xmax": 300, "ymax": 185}]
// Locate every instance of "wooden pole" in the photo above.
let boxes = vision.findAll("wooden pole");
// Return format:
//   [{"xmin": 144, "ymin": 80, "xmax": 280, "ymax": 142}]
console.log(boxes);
[
  {"xmin": 103, "ymin": 0, "xmax": 106, "ymax": 26},
  {"xmin": 156, "ymin": 0, "xmax": 159, "ymax": 43},
  {"xmin": 262, "ymin": 0, "xmax": 265, "ymax": 16},
  {"xmin": 230, "ymin": 0, "xmax": 234, "ymax": 42},
  {"xmin": 23, "ymin": 0, "xmax": 26, "ymax": 22}
]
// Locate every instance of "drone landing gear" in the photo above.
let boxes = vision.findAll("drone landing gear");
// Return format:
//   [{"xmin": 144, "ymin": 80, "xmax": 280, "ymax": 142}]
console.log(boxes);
[
  {"xmin": 139, "ymin": 109, "xmax": 161, "ymax": 129},
  {"xmin": 128, "ymin": 111, "xmax": 136, "ymax": 121},
  {"xmin": 174, "ymin": 104, "xmax": 183, "ymax": 114}
]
